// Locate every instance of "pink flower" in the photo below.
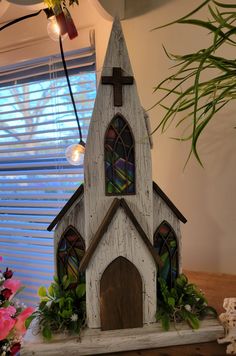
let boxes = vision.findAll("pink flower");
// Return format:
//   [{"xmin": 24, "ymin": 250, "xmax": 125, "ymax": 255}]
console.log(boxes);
[
  {"xmin": 3, "ymin": 279, "xmax": 21, "ymax": 298},
  {"xmin": 15, "ymin": 307, "xmax": 34, "ymax": 335},
  {"xmin": 0, "ymin": 309, "xmax": 16, "ymax": 340},
  {"xmin": 1, "ymin": 305, "xmax": 16, "ymax": 317},
  {"xmin": 0, "ymin": 256, "xmax": 2, "ymax": 262}
]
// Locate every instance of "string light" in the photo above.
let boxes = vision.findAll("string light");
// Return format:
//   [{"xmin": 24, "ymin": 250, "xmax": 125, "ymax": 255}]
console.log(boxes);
[
  {"xmin": 59, "ymin": 36, "xmax": 86, "ymax": 166},
  {"xmin": 44, "ymin": 8, "xmax": 67, "ymax": 42}
]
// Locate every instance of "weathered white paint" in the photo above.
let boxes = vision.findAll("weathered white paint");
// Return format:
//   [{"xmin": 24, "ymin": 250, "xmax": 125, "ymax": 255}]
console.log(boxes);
[
  {"xmin": 22, "ymin": 318, "xmax": 224, "ymax": 356},
  {"xmin": 84, "ymin": 18, "xmax": 153, "ymax": 247},
  {"xmin": 218, "ymin": 298, "xmax": 236, "ymax": 355},
  {"xmin": 153, "ymin": 190, "xmax": 183, "ymax": 272},
  {"xmin": 54, "ymin": 197, "xmax": 85, "ymax": 272},
  {"xmin": 86, "ymin": 206, "xmax": 156, "ymax": 328}
]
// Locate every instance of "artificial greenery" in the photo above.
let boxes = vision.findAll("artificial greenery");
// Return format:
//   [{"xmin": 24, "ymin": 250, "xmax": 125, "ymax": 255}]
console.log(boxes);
[
  {"xmin": 27, "ymin": 275, "xmax": 86, "ymax": 340},
  {"xmin": 44, "ymin": 0, "xmax": 79, "ymax": 9},
  {"xmin": 156, "ymin": 274, "xmax": 217, "ymax": 331},
  {"xmin": 152, "ymin": 0, "xmax": 236, "ymax": 165}
]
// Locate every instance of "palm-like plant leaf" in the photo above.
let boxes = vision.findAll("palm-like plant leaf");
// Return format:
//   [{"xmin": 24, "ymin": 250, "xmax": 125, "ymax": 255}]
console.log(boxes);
[{"xmin": 153, "ymin": 0, "xmax": 236, "ymax": 164}]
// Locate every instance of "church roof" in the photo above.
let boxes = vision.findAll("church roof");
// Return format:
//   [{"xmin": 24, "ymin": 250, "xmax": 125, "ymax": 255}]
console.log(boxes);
[
  {"xmin": 47, "ymin": 183, "xmax": 84, "ymax": 231},
  {"xmin": 79, "ymin": 198, "xmax": 162, "ymax": 272},
  {"xmin": 47, "ymin": 181, "xmax": 186, "ymax": 231},
  {"xmin": 153, "ymin": 182, "xmax": 187, "ymax": 224}
]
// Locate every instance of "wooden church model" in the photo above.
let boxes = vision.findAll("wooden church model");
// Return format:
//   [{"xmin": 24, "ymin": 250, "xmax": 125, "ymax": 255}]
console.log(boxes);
[{"xmin": 48, "ymin": 17, "xmax": 187, "ymax": 332}]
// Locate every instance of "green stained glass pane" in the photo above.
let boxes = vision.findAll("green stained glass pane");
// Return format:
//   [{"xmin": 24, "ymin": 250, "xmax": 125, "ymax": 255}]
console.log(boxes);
[
  {"xmin": 105, "ymin": 115, "xmax": 135, "ymax": 195},
  {"xmin": 154, "ymin": 221, "xmax": 179, "ymax": 290},
  {"xmin": 57, "ymin": 227, "xmax": 85, "ymax": 285}
]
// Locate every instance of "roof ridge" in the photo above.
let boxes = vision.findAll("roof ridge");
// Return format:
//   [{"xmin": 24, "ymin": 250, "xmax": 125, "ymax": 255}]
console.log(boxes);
[{"xmin": 79, "ymin": 198, "xmax": 162, "ymax": 272}]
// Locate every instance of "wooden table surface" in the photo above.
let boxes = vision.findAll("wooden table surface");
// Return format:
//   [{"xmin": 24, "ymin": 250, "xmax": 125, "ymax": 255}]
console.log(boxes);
[{"xmin": 102, "ymin": 270, "xmax": 236, "ymax": 356}]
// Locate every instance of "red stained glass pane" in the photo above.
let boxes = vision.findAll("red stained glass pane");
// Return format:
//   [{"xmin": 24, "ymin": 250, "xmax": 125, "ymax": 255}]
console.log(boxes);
[
  {"xmin": 105, "ymin": 115, "xmax": 135, "ymax": 195},
  {"xmin": 57, "ymin": 227, "xmax": 85, "ymax": 284}
]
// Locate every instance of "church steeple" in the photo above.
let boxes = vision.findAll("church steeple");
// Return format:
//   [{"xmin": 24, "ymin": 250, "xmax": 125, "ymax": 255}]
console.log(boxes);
[{"xmin": 84, "ymin": 18, "xmax": 153, "ymax": 243}]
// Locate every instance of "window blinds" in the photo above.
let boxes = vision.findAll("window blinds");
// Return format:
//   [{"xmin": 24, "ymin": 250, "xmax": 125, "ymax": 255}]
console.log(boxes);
[{"xmin": 0, "ymin": 47, "xmax": 96, "ymax": 305}]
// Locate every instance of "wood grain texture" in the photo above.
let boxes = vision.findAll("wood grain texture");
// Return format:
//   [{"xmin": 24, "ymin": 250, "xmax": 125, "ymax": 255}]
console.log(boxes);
[
  {"xmin": 86, "ymin": 207, "xmax": 156, "ymax": 328},
  {"xmin": 84, "ymin": 18, "xmax": 153, "ymax": 249},
  {"xmin": 80, "ymin": 198, "xmax": 161, "ymax": 272},
  {"xmin": 100, "ymin": 256, "xmax": 143, "ymax": 331},
  {"xmin": 22, "ymin": 318, "xmax": 223, "ymax": 356},
  {"xmin": 53, "ymin": 196, "xmax": 85, "ymax": 272},
  {"xmin": 48, "ymin": 184, "xmax": 84, "ymax": 231},
  {"xmin": 153, "ymin": 189, "xmax": 182, "ymax": 272}
]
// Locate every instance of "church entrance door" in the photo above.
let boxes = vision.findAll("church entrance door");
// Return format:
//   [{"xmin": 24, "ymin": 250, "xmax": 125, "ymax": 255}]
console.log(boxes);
[{"xmin": 100, "ymin": 256, "xmax": 143, "ymax": 331}]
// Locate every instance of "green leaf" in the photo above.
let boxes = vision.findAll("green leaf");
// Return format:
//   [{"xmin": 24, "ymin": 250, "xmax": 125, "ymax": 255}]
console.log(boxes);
[
  {"xmin": 42, "ymin": 326, "xmax": 52, "ymax": 340},
  {"xmin": 76, "ymin": 283, "xmax": 86, "ymax": 298},
  {"xmin": 186, "ymin": 312, "xmax": 200, "ymax": 329},
  {"xmin": 25, "ymin": 314, "xmax": 35, "ymax": 329},
  {"xmin": 53, "ymin": 275, "xmax": 59, "ymax": 284},
  {"xmin": 176, "ymin": 274, "xmax": 188, "ymax": 288},
  {"xmin": 152, "ymin": 0, "xmax": 211, "ymax": 30},
  {"xmin": 161, "ymin": 313, "xmax": 170, "ymax": 331},
  {"xmin": 48, "ymin": 284, "xmax": 54, "ymax": 297},
  {"xmin": 167, "ymin": 297, "xmax": 175, "ymax": 307},
  {"xmin": 38, "ymin": 286, "xmax": 47, "ymax": 297},
  {"xmin": 201, "ymin": 306, "xmax": 218, "ymax": 318},
  {"xmin": 59, "ymin": 297, "xmax": 65, "ymax": 309}
]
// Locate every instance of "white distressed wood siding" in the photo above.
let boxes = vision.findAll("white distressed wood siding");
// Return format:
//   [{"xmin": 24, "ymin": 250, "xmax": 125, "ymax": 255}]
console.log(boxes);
[
  {"xmin": 153, "ymin": 191, "xmax": 183, "ymax": 272},
  {"xmin": 84, "ymin": 18, "xmax": 153, "ymax": 247},
  {"xmin": 22, "ymin": 318, "xmax": 224, "ymax": 355},
  {"xmin": 54, "ymin": 197, "xmax": 85, "ymax": 272},
  {"xmin": 86, "ymin": 207, "xmax": 156, "ymax": 329}
]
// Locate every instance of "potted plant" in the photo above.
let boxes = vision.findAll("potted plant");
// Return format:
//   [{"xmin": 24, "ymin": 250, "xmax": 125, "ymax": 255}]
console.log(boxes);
[{"xmin": 152, "ymin": 0, "xmax": 236, "ymax": 165}]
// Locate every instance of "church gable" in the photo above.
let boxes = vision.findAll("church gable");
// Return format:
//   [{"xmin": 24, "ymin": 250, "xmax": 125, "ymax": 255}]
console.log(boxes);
[
  {"xmin": 79, "ymin": 198, "xmax": 161, "ymax": 272},
  {"xmin": 84, "ymin": 200, "xmax": 157, "ymax": 328}
]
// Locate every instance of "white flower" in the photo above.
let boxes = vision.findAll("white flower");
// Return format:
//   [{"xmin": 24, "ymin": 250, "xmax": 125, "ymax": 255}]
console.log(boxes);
[
  {"xmin": 196, "ymin": 298, "xmax": 200, "ymax": 302},
  {"xmin": 71, "ymin": 314, "xmax": 78, "ymax": 322},
  {"xmin": 184, "ymin": 304, "xmax": 192, "ymax": 311},
  {"xmin": 46, "ymin": 300, "xmax": 52, "ymax": 309}
]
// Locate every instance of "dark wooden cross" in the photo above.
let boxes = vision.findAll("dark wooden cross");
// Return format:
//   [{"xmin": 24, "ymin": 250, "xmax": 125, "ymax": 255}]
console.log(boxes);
[{"xmin": 101, "ymin": 67, "xmax": 134, "ymax": 107}]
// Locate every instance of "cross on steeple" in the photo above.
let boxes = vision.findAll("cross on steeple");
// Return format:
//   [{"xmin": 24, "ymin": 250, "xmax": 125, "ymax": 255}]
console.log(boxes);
[{"xmin": 102, "ymin": 67, "xmax": 134, "ymax": 107}]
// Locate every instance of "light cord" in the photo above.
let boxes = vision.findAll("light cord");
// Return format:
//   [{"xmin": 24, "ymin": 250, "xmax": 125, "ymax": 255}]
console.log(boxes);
[{"xmin": 59, "ymin": 35, "xmax": 84, "ymax": 144}]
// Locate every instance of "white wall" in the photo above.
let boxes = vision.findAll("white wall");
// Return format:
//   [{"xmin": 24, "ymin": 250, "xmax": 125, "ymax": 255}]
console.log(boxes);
[
  {"xmin": 119, "ymin": 0, "xmax": 236, "ymax": 274},
  {"xmin": 89, "ymin": 0, "xmax": 236, "ymax": 274},
  {"xmin": 1, "ymin": 0, "xmax": 235, "ymax": 274}
]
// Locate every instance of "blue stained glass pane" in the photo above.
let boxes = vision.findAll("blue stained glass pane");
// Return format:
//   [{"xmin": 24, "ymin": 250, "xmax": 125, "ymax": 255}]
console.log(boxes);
[
  {"xmin": 105, "ymin": 115, "xmax": 135, "ymax": 195},
  {"xmin": 154, "ymin": 221, "xmax": 178, "ymax": 290}
]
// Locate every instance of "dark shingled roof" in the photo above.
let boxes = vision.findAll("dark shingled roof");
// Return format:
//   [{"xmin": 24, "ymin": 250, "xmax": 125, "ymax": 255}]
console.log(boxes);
[
  {"xmin": 47, "ymin": 181, "xmax": 186, "ymax": 231},
  {"xmin": 79, "ymin": 198, "xmax": 162, "ymax": 272}
]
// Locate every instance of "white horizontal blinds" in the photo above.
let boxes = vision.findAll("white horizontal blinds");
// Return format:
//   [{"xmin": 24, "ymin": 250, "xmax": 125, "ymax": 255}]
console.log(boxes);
[{"xmin": 0, "ymin": 48, "xmax": 96, "ymax": 305}]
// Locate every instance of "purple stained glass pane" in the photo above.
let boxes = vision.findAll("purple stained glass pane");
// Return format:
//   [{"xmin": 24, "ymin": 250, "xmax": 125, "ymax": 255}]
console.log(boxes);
[
  {"xmin": 105, "ymin": 115, "xmax": 135, "ymax": 195},
  {"xmin": 154, "ymin": 221, "xmax": 179, "ymax": 289},
  {"xmin": 57, "ymin": 227, "xmax": 85, "ymax": 284}
]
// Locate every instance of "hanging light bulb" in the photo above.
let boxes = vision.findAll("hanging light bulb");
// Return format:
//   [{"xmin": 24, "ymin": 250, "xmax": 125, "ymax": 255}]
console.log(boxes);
[
  {"xmin": 44, "ymin": 7, "xmax": 67, "ymax": 41},
  {"xmin": 47, "ymin": 15, "xmax": 60, "ymax": 41},
  {"xmin": 65, "ymin": 141, "xmax": 85, "ymax": 166}
]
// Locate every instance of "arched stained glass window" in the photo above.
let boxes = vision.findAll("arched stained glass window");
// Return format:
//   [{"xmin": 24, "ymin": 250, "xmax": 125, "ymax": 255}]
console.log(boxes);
[
  {"xmin": 154, "ymin": 221, "xmax": 179, "ymax": 289},
  {"xmin": 57, "ymin": 226, "xmax": 85, "ymax": 284},
  {"xmin": 104, "ymin": 114, "xmax": 135, "ymax": 195}
]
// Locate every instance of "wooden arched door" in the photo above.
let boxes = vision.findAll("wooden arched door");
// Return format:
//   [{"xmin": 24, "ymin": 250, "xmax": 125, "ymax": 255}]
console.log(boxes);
[{"xmin": 100, "ymin": 256, "xmax": 143, "ymax": 331}]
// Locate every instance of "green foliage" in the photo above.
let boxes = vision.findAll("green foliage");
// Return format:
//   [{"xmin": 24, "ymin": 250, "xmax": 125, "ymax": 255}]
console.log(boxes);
[
  {"xmin": 44, "ymin": 0, "xmax": 79, "ymax": 9},
  {"xmin": 153, "ymin": 0, "xmax": 236, "ymax": 165},
  {"xmin": 30, "ymin": 275, "xmax": 86, "ymax": 340},
  {"xmin": 156, "ymin": 274, "xmax": 217, "ymax": 331}
]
